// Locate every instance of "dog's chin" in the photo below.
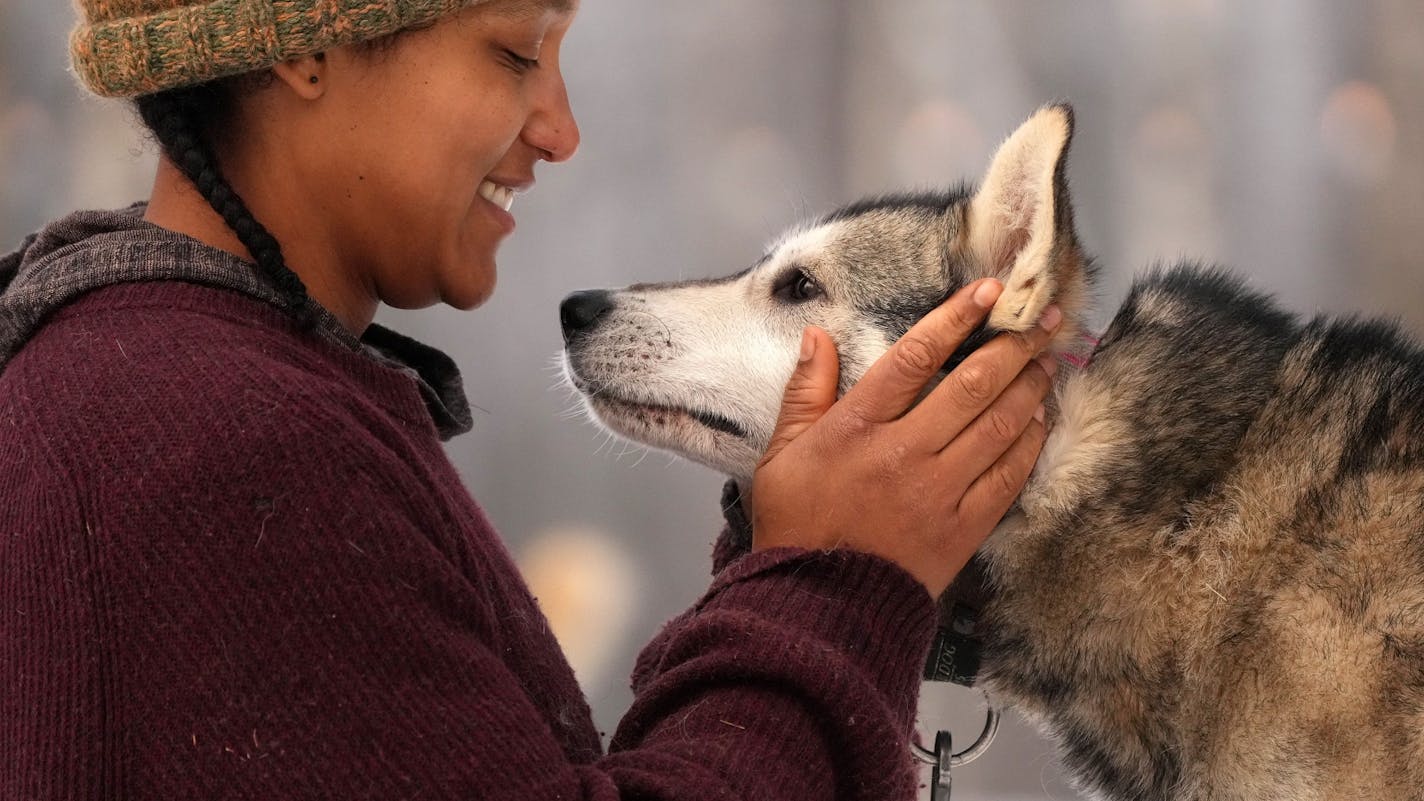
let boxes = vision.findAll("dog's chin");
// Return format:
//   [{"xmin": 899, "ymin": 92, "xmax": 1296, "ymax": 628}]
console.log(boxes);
[{"xmin": 580, "ymin": 392, "xmax": 762, "ymax": 478}]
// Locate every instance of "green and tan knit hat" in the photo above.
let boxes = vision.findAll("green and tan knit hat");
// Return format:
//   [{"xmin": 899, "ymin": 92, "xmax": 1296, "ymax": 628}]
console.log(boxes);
[{"xmin": 70, "ymin": 0, "xmax": 487, "ymax": 98}]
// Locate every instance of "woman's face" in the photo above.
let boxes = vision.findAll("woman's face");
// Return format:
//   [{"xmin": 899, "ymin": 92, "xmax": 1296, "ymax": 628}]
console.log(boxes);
[{"xmin": 257, "ymin": 0, "xmax": 580, "ymax": 318}]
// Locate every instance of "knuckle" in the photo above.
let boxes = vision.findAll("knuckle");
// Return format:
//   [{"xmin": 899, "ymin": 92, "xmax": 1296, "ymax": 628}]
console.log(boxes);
[
  {"xmin": 778, "ymin": 393, "xmax": 821, "ymax": 418},
  {"xmin": 892, "ymin": 336, "xmax": 940, "ymax": 378},
  {"xmin": 875, "ymin": 441, "xmax": 911, "ymax": 477},
  {"xmin": 825, "ymin": 407, "xmax": 872, "ymax": 443},
  {"xmin": 952, "ymin": 362, "xmax": 997, "ymax": 405},
  {"xmin": 946, "ymin": 300, "xmax": 982, "ymax": 333},
  {"xmin": 986, "ymin": 408, "xmax": 1020, "ymax": 443},
  {"xmin": 989, "ymin": 460, "xmax": 1025, "ymax": 498},
  {"xmin": 781, "ymin": 371, "xmax": 817, "ymax": 397},
  {"xmin": 838, "ymin": 395, "xmax": 877, "ymax": 428}
]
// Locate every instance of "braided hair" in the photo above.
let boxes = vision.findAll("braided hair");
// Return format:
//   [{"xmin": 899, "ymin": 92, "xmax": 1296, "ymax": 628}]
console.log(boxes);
[
  {"xmin": 133, "ymin": 75, "xmax": 313, "ymax": 325},
  {"xmin": 130, "ymin": 29, "xmax": 431, "ymax": 328}
]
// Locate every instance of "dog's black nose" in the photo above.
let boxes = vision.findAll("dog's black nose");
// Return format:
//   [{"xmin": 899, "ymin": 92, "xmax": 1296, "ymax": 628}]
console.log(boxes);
[{"xmin": 560, "ymin": 290, "xmax": 615, "ymax": 343}]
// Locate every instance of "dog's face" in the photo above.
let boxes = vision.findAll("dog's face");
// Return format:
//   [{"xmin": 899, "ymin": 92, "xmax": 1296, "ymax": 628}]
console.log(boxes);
[{"xmin": 561, "ymin": 105, "xmax": 1090, "ymax": 479}]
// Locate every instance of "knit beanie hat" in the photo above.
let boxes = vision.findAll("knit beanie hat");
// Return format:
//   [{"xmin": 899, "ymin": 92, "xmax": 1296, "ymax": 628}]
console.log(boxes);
[{"xmin": 70, "ymin": 0, "xmax": 486, "ymax": 98}]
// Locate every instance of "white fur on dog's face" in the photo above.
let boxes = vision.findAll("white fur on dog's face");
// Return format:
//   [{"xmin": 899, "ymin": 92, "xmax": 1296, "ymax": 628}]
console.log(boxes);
[
  {"xmin": 562, "ymin": 220, "xmax": 903, "ymax": 479},
  {"xmin": 563, "ymin": 105, "xmax": 1086, "ymax": 481}
]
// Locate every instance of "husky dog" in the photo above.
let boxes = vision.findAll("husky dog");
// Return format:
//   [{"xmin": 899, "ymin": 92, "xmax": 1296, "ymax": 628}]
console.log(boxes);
[{"xmin": 560, "ymin": 105, "xmax": 1424, "ymax": 801}]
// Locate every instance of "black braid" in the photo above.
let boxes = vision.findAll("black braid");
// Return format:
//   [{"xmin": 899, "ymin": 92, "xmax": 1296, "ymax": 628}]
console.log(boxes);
[{"xmin": 134, "ymin": 84, "xmax": 313, "ymax": 326}]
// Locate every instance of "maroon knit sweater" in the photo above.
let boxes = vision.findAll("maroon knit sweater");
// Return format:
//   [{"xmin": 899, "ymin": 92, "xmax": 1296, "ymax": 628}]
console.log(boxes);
[{"xmin": 0, "ymin": 205, "xmax": 936, "ymax": 800}]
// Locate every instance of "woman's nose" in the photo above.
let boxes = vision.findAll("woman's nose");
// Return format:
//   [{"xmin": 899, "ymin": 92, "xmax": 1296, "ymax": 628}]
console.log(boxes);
[{"xmin": 527, "ymin": 79, "xmax": 580, "ymax": 163}]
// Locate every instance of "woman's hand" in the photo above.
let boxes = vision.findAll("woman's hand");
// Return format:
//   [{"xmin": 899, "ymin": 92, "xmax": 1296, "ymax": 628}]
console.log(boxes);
[{"xmin": 751, "ymin": 278, "xmax": 1061, "ymax": 598}]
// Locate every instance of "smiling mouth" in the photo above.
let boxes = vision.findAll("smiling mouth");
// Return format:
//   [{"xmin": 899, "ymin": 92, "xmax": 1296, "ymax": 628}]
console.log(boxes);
[{"xmin": 478, "ymin": 179, "xmax": 516, "ymax": 211}]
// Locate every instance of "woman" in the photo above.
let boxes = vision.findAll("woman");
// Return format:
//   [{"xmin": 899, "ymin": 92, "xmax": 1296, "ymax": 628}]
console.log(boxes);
[{"xmin": 0, "ymin": 0, "xmax": 1058, "ymax": 798}]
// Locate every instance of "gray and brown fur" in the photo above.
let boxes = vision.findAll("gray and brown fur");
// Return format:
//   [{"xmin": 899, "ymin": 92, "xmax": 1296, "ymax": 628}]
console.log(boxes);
[{"xmin": 561, "ymin": 105, "xmax": 1424, "ymax": 800}]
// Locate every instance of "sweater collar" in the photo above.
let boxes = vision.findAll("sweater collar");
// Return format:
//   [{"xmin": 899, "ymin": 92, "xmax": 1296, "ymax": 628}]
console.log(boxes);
[{"xmin": 1, "ymin": 201, "xmax": 473, "ymax": 440}]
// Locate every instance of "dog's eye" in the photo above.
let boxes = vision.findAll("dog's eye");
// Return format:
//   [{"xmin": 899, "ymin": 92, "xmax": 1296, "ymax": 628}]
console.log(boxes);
[{"xmin": 773, "ymin": 268, "xmax": 823, "ymax": 304}]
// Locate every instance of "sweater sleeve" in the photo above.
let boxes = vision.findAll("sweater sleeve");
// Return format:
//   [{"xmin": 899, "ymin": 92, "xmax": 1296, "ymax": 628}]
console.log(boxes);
[
  {"xmin": 5, "ymin": 351, "xmax": 936, "ymax": 801},
  {"xmin": 609, "ymin": 547, "xmax": 937, "ymax": 800},
  {"xmin": 624, "ymin": 479, "xmax": 939, "ymax": 799}
]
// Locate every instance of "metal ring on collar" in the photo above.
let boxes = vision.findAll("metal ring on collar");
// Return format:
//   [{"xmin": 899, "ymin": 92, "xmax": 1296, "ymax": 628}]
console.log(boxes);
[{"xmin": 910, "ymin": 701, "xmax": 1001, "ymax": 768}]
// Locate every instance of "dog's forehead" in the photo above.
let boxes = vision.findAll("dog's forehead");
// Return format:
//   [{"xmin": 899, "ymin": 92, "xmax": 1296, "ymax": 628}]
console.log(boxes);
[
  {"xmin": 756, "ymin": 207, "xmax": 951, "ymax": 304},
  {"xmin": 764, "ymin": 221, "xmax": 842, "ymax": 267},
  {"xmin": 766, "ymin": 211, "xmax": 941, "ymax": 267}
]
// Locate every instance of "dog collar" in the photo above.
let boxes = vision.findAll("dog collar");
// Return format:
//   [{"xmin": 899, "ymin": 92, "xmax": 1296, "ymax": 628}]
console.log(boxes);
[
  {"xmin": 925, "ymin": 556, "xmax": 992, "ymax": 686},
  {"xmin": 924, "ymin": 600, "xmax": 984, "ymax": 686},
  {"xmin": 1058, "ymin": 333, "xmax": 1101, "ymax": 370}
]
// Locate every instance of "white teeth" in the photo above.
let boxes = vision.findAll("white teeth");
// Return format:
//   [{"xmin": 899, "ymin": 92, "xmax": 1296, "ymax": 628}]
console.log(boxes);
[{"xmin": 478, "ymin": 179, "xmax": 516, "ymax": 212}]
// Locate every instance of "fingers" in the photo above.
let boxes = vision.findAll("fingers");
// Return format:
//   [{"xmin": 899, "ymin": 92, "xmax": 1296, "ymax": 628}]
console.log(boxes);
[
  {"xmin": 956, "ymin": 413, "xmax": 1049, "ymax": 537},
  {"xmin": 903, "ymin": 304, "xmax": 1063, "ymax": 450},
  {"xmin": 759, "ymin": 327, "xmax": 841, "ymax": 467},
  {"xmin": 938, "ymin": 354, "xmax": 1055, "ymax": 483},
  {"xmin": 840, "ymin": 279, "xmax": 1003, "ymax": 425}
]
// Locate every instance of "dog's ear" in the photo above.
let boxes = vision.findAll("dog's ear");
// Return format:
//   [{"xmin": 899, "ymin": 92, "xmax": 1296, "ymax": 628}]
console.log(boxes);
[{"xmin": 965, "ymin": 104, "xmax": 1079, "ymax": 332}]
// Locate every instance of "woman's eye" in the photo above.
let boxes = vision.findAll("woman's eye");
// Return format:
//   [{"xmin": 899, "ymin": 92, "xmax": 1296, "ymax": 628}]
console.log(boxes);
[
  {"xmin": 502, "ymin": 49, "xmax": 540, "ymax": 73},
  {"xmin": 773, "ymin": 268, "xmax": 823, "ymax": 304}
]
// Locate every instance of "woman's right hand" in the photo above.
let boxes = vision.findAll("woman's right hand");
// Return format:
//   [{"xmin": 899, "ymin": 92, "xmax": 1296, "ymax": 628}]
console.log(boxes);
[{"xmin": 750, "ymin": 278, "xmax": 1061, "ymax": 599}]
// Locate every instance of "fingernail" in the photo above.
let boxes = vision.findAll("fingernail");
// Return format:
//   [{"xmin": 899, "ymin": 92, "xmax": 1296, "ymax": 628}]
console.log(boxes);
[
  {"xmin": 1033, "ymin": 404, "xmax": 1046, "ymax": 424},
  {"xmin": 1037, "ymin": 353, "xmax": 1058, "ymax": 378},
  {"xmin": 799, "ymin": 328, "xmax": 816, "ymax": 363},
  {"xmin": 972, "ymin": 279, "xmax": 1003, "ymax": 309},
  {"xmin": 1038, "ymin": 305, "xmax": 1063, "ymax": 332}
]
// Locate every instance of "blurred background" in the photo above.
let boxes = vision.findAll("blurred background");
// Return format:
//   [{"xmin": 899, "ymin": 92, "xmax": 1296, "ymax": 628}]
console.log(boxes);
[{"xmin": 4, "ymin": 1, "xmax": 1423, "ymax": 797}]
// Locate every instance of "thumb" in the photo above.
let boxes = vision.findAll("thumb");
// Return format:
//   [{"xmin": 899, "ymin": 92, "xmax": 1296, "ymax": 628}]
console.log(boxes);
[{"xmin": 760, "ymin": 327, "xmax": 840, "ymax": 466}]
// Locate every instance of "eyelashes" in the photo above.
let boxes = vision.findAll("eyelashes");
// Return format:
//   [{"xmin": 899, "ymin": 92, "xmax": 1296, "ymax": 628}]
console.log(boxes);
[{"xmin": 501, "ymin": 48, "xmax": 540, "ymax": 73}]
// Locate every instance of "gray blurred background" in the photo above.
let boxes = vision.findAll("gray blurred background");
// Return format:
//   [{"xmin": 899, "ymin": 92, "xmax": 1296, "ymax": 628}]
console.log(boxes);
[{"xmin": 4, "ymin": 1, "xmax": 1423, "ymax": 797}]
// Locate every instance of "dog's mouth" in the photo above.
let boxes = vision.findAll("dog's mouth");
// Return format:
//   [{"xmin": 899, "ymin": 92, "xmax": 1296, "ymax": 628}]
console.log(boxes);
[
  {"xmin": 577, "ymin": 381, "xmax": 748, "ymax": 439},
  {"xmin": 689, "ymin": 409, "xmax": 746, "ymax": 437}
]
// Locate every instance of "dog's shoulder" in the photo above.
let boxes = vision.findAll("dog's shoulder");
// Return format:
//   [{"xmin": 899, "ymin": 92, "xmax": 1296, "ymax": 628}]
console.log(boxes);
[
  {"xmin": 1065, "ymin": 264, "xmax": 1300, "ymax": 513},
  {"xmin": 1097, "ymin": 262, "xmax": 1299, "ymax": 377}
]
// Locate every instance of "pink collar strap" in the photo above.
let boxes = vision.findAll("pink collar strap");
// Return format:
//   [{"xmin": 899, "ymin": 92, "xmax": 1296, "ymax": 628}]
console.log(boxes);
[{"xmin": 1058, "ymin": 333, "xmax": 1101, "ymax": 369}]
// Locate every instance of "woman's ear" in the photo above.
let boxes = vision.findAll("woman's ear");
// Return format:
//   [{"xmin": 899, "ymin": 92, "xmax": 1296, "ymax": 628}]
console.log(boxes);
[{"xmin": 270, "ymin": 52, "xmax": 328, "ymax": 100}]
